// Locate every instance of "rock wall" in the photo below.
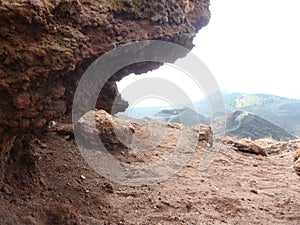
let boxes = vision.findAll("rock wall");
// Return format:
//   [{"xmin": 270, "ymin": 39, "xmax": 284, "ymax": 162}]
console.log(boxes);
[{"xmin": 0, "ymin": 0, "xmax": 210, "ymax": 155}]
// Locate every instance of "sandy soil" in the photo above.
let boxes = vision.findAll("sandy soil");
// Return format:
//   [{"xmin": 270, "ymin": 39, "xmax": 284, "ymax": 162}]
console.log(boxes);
[{"xmin": 0, "ymin": 121, "xmax": 299, "ymax": 225}]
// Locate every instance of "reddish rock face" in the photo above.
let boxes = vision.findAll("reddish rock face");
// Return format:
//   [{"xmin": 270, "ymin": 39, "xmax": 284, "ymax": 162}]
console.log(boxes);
[{"xmin": 0, "ymin": 0, "xmax": 210, "ymax": 155}]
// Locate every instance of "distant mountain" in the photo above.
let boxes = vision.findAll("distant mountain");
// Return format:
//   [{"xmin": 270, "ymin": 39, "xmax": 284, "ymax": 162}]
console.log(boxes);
[
  {"xmin": 195, "ymin": 92, "xmax": 300, "ymax": 137},
  {"xmin": 120, "ymin": 92, "xmax": 300, "ymax": 137},
  {"xmin": 223, "ymin": 93, "xmax": 287, "ymax": 109},
  {"xmin": 122, "ymin": 105, "xmax": 172, "ymax": 119},
  {"xmin": 115, "ymin": 113, "xmax": 149, "ymax": 124},
  {"xmin": 213, "ymin": 110, "xmax": 296, "ymax": 141},
  {"xmin": 153, "ymin": 107, "xmax": 209, "ymax": 126}
]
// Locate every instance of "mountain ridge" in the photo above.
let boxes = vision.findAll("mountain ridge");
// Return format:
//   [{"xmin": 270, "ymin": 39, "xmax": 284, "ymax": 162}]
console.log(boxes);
[
  {"xmin": 195, "ymin": 92, "xmax": 300, "ymax": 137},
  {"xmin": 121, "ymin": 92, "xmax": 300, "ymax": 139},
  {"xmin": 213, "ymin": 110, "xmax": 296, "ymax": 141}
]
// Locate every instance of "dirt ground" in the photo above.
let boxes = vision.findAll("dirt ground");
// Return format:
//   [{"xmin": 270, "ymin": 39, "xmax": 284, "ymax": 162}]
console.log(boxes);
[{"xmin": 0, "ymin": 121, "xmax": 299, "ymax": 225}]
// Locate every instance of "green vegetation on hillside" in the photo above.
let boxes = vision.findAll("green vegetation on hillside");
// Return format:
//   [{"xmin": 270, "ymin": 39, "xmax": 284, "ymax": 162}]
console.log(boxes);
[{"xmin": 224, "ymin": 93, "xmax": 287, "ymax": 109}]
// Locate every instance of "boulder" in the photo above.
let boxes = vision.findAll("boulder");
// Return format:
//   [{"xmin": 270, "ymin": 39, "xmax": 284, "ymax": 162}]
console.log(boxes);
[
  {"xmin": 75, "ymin": 110, "xmax": 134, "ymax": 151},
  {"xmin": 222, "ymin": 137, "xmax": 267, "ymax": 156}
]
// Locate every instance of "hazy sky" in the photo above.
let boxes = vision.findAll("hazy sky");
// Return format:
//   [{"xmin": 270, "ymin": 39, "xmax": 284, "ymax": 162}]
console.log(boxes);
[
  {"xmin": 118, "ymin": 0, "xmax": 300, "ymax": 107},
  {"xmin": 194, "ymin": 0, "xmax": 300, "ymax": 99}
]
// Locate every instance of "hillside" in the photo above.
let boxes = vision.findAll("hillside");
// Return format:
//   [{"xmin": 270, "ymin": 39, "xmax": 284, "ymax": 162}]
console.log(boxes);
[
  {"xmin": 121, "ymin": 105, "xmax": 172, "ymax": 119},
  {"xmin": 195, "ymin": 93, "xmax": 300, "ymax": 137},
  {"xmin": 153, "ymin": 107, "xmax": 209, "ymax": 126},
  {"xmin": 223, "ymin": 93, "xmax": 287, "ymax": 109},
  {"xmin": 213, "ymin": 110, "xmax": 296, "ymax": 141}
]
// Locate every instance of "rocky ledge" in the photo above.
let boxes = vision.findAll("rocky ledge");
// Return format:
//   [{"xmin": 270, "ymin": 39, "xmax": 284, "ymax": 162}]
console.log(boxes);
[{"xmin": 0, "ymin": 0, "xmax": 210, "ymax": 156}]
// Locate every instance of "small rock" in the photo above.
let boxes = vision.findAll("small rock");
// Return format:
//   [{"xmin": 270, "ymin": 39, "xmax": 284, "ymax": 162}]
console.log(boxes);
[
  {"xmin": 197, "ymin": 124, "xmax": 213, "ymax": 146},
  {"xmin": 294, "ymin": 148, "xmax": 300, "ymax": 163},
  {"xmin": 13, "ymin": 92, "xmax": 31, "ymax": 109},
  {"xmin": 1, "ymin": 184, "xmax": 12, "ymax": 194},
  {"xmin": 155, "ymin": 203, "xmax": 163, "ymax": 209},
  {"xmin": 21, "ymin": 215, "xmax": 37, "ymax": 225},
  {"xmin": 184, "ymin": 200, "xmax": 193, "ymax": 209},
  {"xmin": 55, "ymin": 123, "xmax": 74, "ymax": 136},
  {"xmin": 222, "ymin": 137, "xmax": 267, "ymax": 156},
  {"xmin": 48, "ymin": 121, "xmax": 57, "ymax": 129},
  {"xmin": 151, "ymin": 14, "xmax": 162, "ymax": 23},
  {"xmin": 250, "ymin": 189, "xmax": 258, "ymax": 194},
  {"xmin": 41, "ymin": 143, "xmax": 47, "ymax": 149},
  {"xmin": 116, "ymin": 36, "xmax": 123, "ymax": 41},
  {"xmin": 162, "ymin": 16, "xmax": 168, "ymax": 23},
  {"xmin": 80, "ymin": 175, "xmax": 86, "ymax": 180},
  {"xmin": 52, "ymin": 85, "xmax": 65, "ymax": 99},
  {"xmin": 102, "ymin": 181, "xmax": 114, "ymax": 193},
  {"xmin": 123, "ymin": 0, "xmax": 132, "ymax": 7},
  {"xmin": 0, "ymin": 27, "xmax": 9, "ymax": 37}
]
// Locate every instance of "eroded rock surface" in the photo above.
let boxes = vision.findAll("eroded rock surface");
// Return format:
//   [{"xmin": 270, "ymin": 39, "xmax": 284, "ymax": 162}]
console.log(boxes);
[{"xmin": 0, "ymin": 0, "xmax": 210, "ymax": 155}]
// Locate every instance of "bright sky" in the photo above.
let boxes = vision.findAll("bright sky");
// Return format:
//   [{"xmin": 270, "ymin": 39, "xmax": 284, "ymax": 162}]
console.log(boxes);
[{"xmin": 118, "ymin": 0, "xmax": 300, "ymax": 107}]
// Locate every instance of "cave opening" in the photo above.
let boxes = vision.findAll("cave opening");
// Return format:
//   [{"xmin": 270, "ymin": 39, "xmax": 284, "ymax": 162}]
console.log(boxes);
[{"xmin": 115, "ymin": 63, "xmax": 211, "ymax": 125}]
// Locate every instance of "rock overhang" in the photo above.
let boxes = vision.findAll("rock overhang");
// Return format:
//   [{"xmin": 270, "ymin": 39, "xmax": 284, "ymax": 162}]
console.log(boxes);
[{"xmin": 0, "ymin": 0, "xmax": 211, "ymax": 155}]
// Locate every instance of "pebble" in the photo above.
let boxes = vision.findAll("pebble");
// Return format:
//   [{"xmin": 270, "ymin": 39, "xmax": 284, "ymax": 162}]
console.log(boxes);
[
  {"xmin": 21, "ymin": 216, "xmax": 37, "ymax": 225},
  {"xmin": 41, "ymin": 143, "xmax": 47, "ymax": 149},
  {"xmin": 1, "ymin": 184, "xmax": 12, "ymax": 194},
  {"xmin": 48, "ymin": 120, "xmax": 56, "ymax": 129},
  {"xmin": 103, "ymin": 181, "xmax": 114, "ymax": 193},
  {"xmin": 0, "ymin": 27, "xmax": 9, "ymax": 37},
  {"xmin": 250, "ymin": 189, "xmax": 258, "ymax": 194},
  {"xmin": 80, "ymin": 175, "xmax": 86, "ymax": 180}
]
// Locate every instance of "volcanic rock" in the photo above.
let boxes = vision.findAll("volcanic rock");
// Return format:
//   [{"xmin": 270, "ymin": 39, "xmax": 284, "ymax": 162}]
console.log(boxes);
[
  {"xmin": 75, "ymin": 109, "xmax": 134, "ymax": 151},
  {"xmin": 222, "ymin": 137, "xmax": 267, "ymax": 156},
  {"xmin": 195, "ymin": 124, "xmax": 213, "ymax": 146},
  {"xmin": 55, "ymin": 123, "xmax": 74, "ymax": 136}
]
